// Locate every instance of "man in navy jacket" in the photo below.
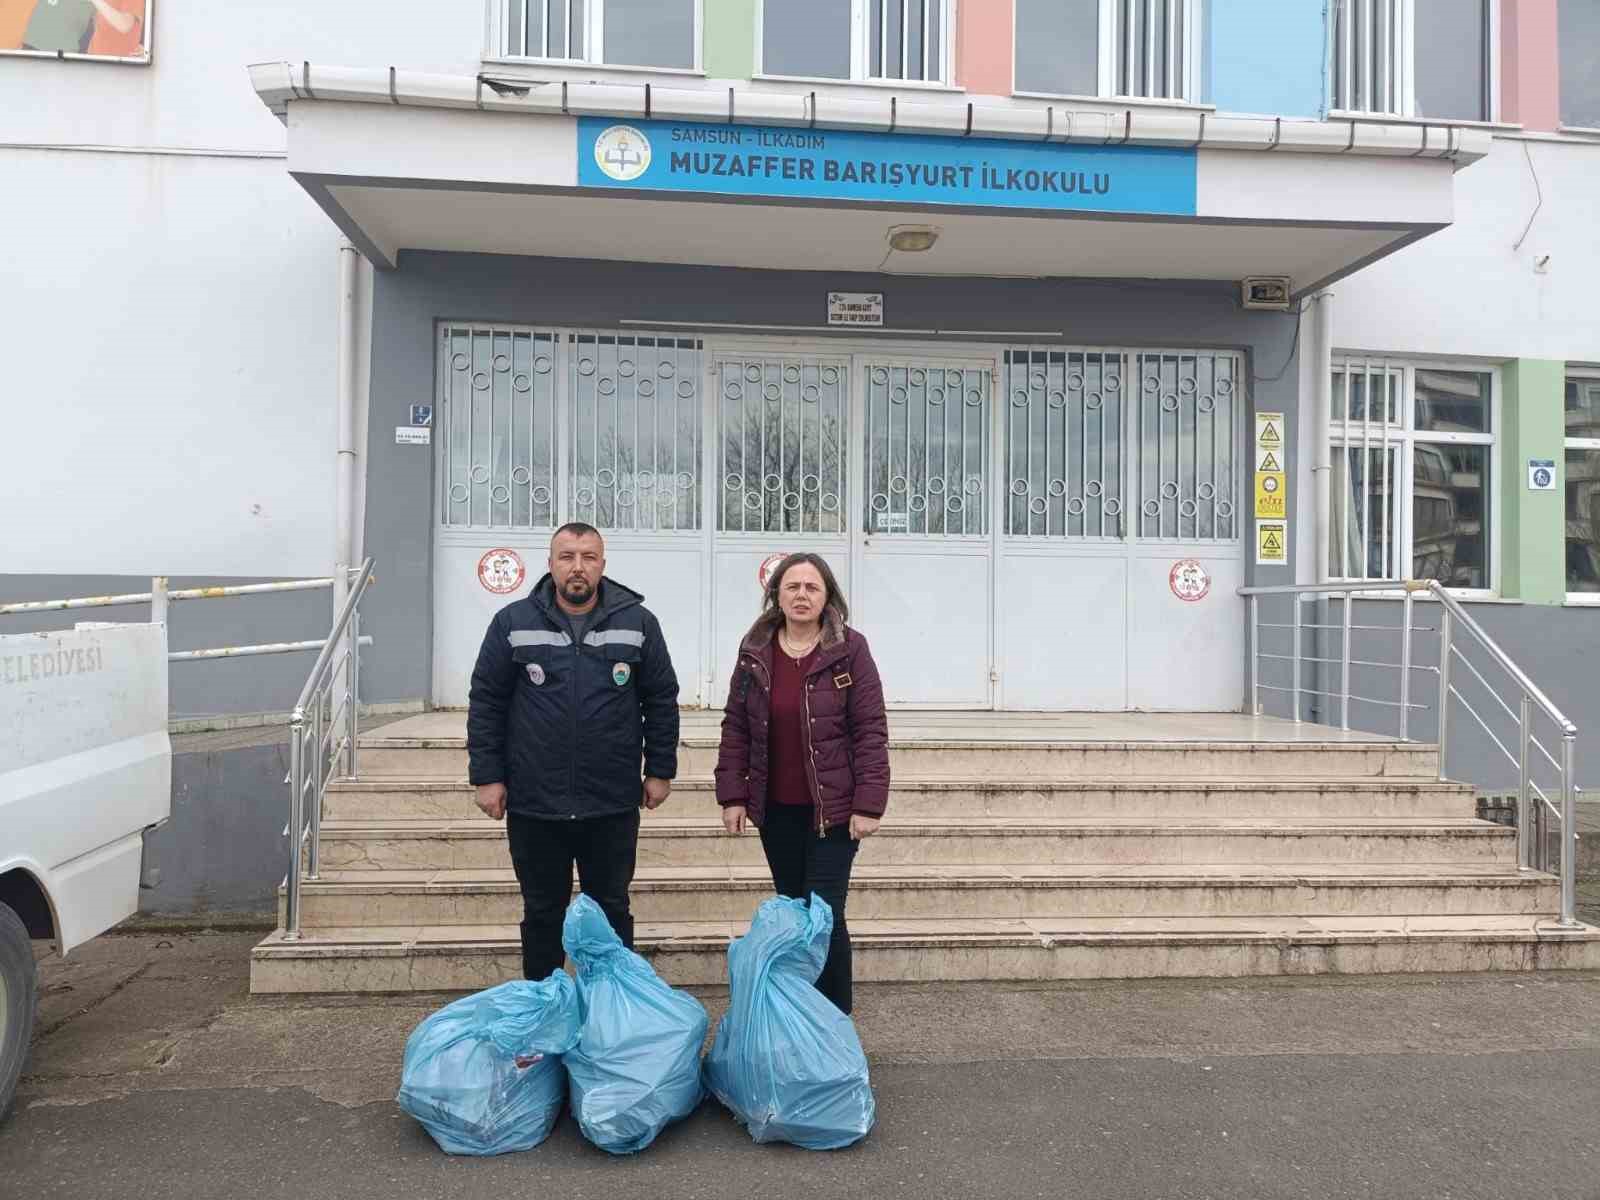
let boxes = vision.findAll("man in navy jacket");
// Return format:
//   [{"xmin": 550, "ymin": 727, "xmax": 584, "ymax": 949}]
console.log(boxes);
[{"xmin": 467, "ymin": 522, "xmax": 679, "ymax": 980}]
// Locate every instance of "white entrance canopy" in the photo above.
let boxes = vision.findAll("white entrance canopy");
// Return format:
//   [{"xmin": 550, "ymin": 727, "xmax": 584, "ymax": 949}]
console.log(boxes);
[{"xmin": 250, "ymin": 62, "xmax": 1489, "ymax": 296}]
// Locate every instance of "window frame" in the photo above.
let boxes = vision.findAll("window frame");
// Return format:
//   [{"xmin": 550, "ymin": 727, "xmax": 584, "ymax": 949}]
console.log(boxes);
[
  {"xmin": 1564, "ymin": 368, "xmax": 1600, "ymax": 605},
  {"xmin": 1327, "ymin": 0, "xmax": 1500, "ymax": 124},
  {"xmin": 1327, "ymin": 358, "xmax": 1501, "ymax": 598},
  {"xmin": 1011, "ymin": 0, "xmax": 1203, "ymax": 106},
  {"xmin": 489, "ymin": 0, "xmax": 704, "ymax": 73},
  {"xmin": 754, "ymin": 0, "xmax": 958, "ymax": 88}
]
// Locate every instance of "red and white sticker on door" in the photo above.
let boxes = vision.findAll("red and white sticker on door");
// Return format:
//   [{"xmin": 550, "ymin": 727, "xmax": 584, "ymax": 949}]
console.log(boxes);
[
  {"xmin": 477, "ymin": 548, "xmax": 526, "ymax": 595},
  {"xmin": 1169, "ymin": 558, "xmax": 1211, "ymax": 603}
]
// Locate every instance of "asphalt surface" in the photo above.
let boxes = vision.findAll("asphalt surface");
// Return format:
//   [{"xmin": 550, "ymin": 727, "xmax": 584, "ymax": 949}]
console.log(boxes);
[{"xmin": 3, "ymin": 933, "xmax": 1600, "ymax": 1200}]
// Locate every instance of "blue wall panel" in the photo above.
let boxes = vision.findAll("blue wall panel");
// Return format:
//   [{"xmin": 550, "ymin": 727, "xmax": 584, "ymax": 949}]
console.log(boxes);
[{"xmin": 1206, "ymin": 0, "xmax": 1327, "ymax": 119}]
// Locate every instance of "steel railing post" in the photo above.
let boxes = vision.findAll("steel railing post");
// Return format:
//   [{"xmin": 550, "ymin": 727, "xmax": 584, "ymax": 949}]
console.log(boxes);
[
  {"xmin": 284, "ymin": 715, "xmax": 305, "ymax": 941},
  {"xmin": 1340, "ymin": 595, "xmax": 1353, "ymax": 730},
  {"xmin": 347, "ymin": 607, "xmax": 361, "ymax": 779},
  {"xmin": 1399, "ymin": 588, "xmax": 1414, "ymax": 742},
  {"xmin": 1560, "ymin": 735, "xmax": 1579, "ymax": 926},
  {"xmin": 1291, "ymin": 596, "xmax": 1303, "ymax": 723},
  {"xmin": 1517, "ymin": 695, "xmax": 1532, "ymax": 870},
  {"xmin": 1249, "ymin": 594, "xmax": 1260, "ymax": 716},
  {"xmin": 151, "ymin": 576, "xmax": 169, "ymax": 627},
  {"xmin": 308, "ymin": 691, "xmax": 324, "ymax": 880},
  {"xmin": 1436, "ymin": 604, "xmax": 1453, "ymax": 782}
]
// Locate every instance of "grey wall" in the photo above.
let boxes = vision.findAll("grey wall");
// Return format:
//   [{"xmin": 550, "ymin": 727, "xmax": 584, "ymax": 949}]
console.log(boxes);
[
  {"xmin": 0, "ymin": 575, "xmax": 334, "ymax": 719},
  {"xmin": 1256, "ymin": 597, "xmax": 1600, "ymax": 796},
  {"xmin": 138, "ymin": 729, "xmax": 294, "ymax": 917},
  {"xmin": 364, "ymin": 250, "xmax": 1306, "ymax": 705}
]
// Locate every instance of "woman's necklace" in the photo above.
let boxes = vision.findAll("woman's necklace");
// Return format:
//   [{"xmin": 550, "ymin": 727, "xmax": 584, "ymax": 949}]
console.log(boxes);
[{"xmin": 779, "ymin": 626, "xmax": 820, "ymax": 660}]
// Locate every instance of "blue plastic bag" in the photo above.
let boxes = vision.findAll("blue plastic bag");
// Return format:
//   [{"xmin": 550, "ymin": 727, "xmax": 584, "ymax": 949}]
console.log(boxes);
[
  {"xmin": 562, "ymin": 894, "xmax": 709, "ymax": 1154},
  {"xmin": 396, "ymin": 974, "xmax": 580, "ymax": 1156},
  {"xmin": 704, "ymin": 895, "xmax": 876, "ymax": 1149}
]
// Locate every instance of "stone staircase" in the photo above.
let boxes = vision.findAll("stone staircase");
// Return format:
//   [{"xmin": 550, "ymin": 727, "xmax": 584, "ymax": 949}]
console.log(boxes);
[{"xmin": 250, "ymin": 712, "xmax": 1600, "ymax": 993}]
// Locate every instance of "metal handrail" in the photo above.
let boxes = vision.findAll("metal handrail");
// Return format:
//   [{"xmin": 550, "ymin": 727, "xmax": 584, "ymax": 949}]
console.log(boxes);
[
  {"xmin": 0, "ymin": 576, "xmax": 335, "ymax": 615},
  {"xmin": 0, "ymin": 574, "xmax": 344, "ymax": 663},
  {"xmin": 282, "ymin": 557, "xmax": 375, "ymax": 942},
  {"xmin": 1240, "ymin": 577, "xmax": 1583, "ymax": 928},
  {"xmin": 1427, "ymin": 584, "xmax": 1577, "ymax": 734}
]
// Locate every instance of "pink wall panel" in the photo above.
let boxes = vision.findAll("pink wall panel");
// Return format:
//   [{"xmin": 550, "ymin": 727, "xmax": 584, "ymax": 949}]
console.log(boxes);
[
  {"xmin": 1501, "ymin": 0, "xmax": 1560, "ymax": 130},
  {"xmin": 956, "ymin": 0, "xmax": 1014, "ymax": 96}
]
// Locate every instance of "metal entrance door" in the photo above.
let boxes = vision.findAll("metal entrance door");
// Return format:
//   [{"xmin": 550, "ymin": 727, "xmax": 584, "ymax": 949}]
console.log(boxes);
[
  {"xmin": 852, "ymin": 356, "xmax": 996, "ymax": 708},
  {"xmin": 431, "ymin": 326, "xmax": 706, "ymax": 707},
  {"xmin": 708, "ymin": 350, "xmax": 851, "ymax": 705},
  {"xmin": 997, "ymin": 347, "xmax": 1244, "ymax": 711}
]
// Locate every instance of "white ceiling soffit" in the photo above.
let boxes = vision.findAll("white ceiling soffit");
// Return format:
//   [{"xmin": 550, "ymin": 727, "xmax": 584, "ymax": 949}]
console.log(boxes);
[{"xmin": 326, "ymin": 184, "xmax": 1410, "ymax": 287}]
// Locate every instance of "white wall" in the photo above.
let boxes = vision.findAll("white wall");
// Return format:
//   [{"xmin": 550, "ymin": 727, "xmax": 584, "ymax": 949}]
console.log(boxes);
[
  {"xmin": 0, "ymin": 0, "xmax": 485, "ymax": 575},
  {"xmin": 1333, "ymin": 136, "xmax": 1600, "ymax": 362}
]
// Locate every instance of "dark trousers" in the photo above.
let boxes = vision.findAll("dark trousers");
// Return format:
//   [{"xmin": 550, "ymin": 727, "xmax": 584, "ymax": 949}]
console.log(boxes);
[
  {"xmin": 759, "ymin": 804, "xmax": 860, "ymax": 1014},
  {"xmin": 506, "ymin": 809, "xmax": 640, "ymax": 981}
]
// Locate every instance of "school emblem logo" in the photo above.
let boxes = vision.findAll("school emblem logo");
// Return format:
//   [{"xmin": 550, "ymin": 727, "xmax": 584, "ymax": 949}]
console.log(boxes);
[
  {"xmin": 612, "ymin": 662, "xmax": 632, "ymax": 687},
  {"xmin": 594, "ymin": 124, "xmax": 651, "ymax": 182},
  {"xmin": 525, "ymin": 663, "xmax": 545, "ymax": 686},
  {"xmin": 477, "ymin": 548, "xmax": 525, "ymax": 595}
]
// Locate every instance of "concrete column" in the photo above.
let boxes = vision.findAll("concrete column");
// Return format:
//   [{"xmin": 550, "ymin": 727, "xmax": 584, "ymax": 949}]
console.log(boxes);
[{"xmin": 1500, "ymin": 358, "xmax": 1567, "ymax": 603}]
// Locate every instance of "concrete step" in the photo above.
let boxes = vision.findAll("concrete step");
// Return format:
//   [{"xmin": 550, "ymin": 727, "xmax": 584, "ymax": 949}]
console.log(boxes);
[
  {"xmin": 283, "ymin": 862, "xmax": 1554, "ymax": 927},
  {"xmin": 313, "ymin": 817, "xmax": 1516, "ymax": 873},
  {"xmin": 322, "ymin": 777, "xmax": 1478, "ymax": 823},
  {"xmin": 250, "ymin": 913, "xmax": 1600, "ymax": 993},
  {"xmin": 315, "ymin": 819, "xmax": 1523, "ymax": 876},
  {"xmin": 353, "ymin": 737, "xmax": 1441, "ymax": 781}
]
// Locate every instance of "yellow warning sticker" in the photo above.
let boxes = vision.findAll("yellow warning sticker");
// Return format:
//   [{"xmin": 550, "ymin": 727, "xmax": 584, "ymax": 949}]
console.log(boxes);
[
  {"xmin": 1255, "ymin": 472, "xmax": 1287, "ymax": 519},
  {"xmin": 1257, "ymin": 521, "xmax": 1288, "ymax": 565},
  {"xmin": 1254, "ymin": 412, "xmax": 1284, "ymax": 449},
  {"xmin": 1255, "ymin": 448, "xmax": 1283, "ymax": 473}
]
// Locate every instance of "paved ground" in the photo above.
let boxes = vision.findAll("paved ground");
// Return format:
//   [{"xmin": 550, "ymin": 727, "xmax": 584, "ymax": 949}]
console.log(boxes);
[{"xmin": 3, "ymin": 934, "xmax": 1600, "ymax": 1199}]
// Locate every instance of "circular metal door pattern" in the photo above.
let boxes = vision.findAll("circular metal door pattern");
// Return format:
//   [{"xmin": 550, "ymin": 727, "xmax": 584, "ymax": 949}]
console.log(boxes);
[
  {"xmin": 1169, "ymin": 558, "xmax": 1211, "ymax": 603},
  {"xmin": 477, "ymin": 548, "xmax": 526, "ymax": 595}
]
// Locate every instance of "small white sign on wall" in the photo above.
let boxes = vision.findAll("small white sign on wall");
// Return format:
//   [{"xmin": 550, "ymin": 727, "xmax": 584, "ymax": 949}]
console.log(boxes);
[
  {"xmin": 828, "ymin": 292, "xmax": 884, "ymax": 327},
  {"xmin": 395, "ymin": 426, "xmax": 431, "ymax": 446},
  {"xmin": 1528, "ymin": 459, "xmax": 1556, "ymax": 491}
]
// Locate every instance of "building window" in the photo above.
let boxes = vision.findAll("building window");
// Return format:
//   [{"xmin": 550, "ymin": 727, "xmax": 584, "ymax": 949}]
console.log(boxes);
[
  {"xmin": 1559, "ymin": 0, "xmax": 1600, "ymax": 129},
  {"xmin": 759, "ymin": 0, "xmax": 952, "ymax": 84},
  {"xmin": 1566, "ymin": 373, "xmax": 1600, "ymax": 600},
  {"xmin": 1329, "ymin": 361, "xmax": 1496, "ymax": 592},
  {"xmin": 1331, "ymin": 0, "xmax": 1492, "ymax": 121},
  {"xmin": 499, "ymin": 0, "xmax": 699, "ymax": 70},
  {"xmin": 1014, "ymin": 0, "xmax": 1197, "ymax": 101}
]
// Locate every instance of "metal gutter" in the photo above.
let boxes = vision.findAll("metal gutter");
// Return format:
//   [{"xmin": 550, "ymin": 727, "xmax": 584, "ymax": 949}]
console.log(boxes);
[{"xmin": 246, "ymin": 61, "xmax": 1491, "ymax": 167}]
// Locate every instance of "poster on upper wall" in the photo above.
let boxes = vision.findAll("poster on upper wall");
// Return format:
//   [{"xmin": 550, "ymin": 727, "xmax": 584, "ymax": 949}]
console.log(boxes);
[{"xmin": 1, "ymin": 0, "xmax": 150, "ymax": 63}]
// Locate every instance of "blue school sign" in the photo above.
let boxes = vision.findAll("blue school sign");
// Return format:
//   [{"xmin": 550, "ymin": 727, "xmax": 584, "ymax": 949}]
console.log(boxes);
[{"xmin": 577, "ymin": 117, "xmax": 1197, "ymax": 217}]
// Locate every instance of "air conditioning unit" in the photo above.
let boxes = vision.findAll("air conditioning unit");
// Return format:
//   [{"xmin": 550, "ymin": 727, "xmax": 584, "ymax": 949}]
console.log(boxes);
[{"xmin": 1241, "ymin": 276, "xmax": 1293, "ymax": 311}]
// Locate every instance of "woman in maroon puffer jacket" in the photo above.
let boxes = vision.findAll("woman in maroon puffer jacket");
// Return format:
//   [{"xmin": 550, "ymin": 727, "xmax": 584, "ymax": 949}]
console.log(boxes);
[{"xmin": 714, "ymin": 552, "xmax": 889, "ymax": 1015}]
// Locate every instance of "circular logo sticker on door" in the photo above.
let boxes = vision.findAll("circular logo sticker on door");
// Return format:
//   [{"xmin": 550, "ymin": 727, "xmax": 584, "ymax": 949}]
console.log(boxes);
[
  {"xmin": 477, "ymin": 548, "xmax": 526, "ymax": 595},
  {"xmin": 1169, "ymin": 558, "xmax": 1211, "ymax": 603},
  {"xmin": 594, "ymin": 124, "xmax": 652, "ymax": 182},
  {"xmin": 757, "ymin": 552, "xmax": 790, "ymax": 592}
]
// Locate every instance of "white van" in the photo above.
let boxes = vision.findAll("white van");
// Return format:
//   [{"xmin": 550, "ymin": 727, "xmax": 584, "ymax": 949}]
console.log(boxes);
[{"xmin": 0, "ymin": 623, "xmax": 172, "ymax": 1117}]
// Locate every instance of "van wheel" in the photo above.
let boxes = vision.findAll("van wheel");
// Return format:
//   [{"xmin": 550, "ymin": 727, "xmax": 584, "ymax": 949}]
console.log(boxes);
[{"xmin": 0, "ymin": 901, "xmax": 37, "ymax": 1121}]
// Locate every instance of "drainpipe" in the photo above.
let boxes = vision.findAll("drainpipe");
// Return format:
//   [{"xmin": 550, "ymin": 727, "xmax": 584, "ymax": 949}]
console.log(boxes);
[
  {"xmin": 1306, "ymin": 290, "xmax": 1334, "ymax": 724},
  {"xmin": 333, "ymin": 242, "xmax": 359, "ymax": 619},
  {"xmin": 1311, "ymin": 290, "xmax": 1334, "ymax": 587}
]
